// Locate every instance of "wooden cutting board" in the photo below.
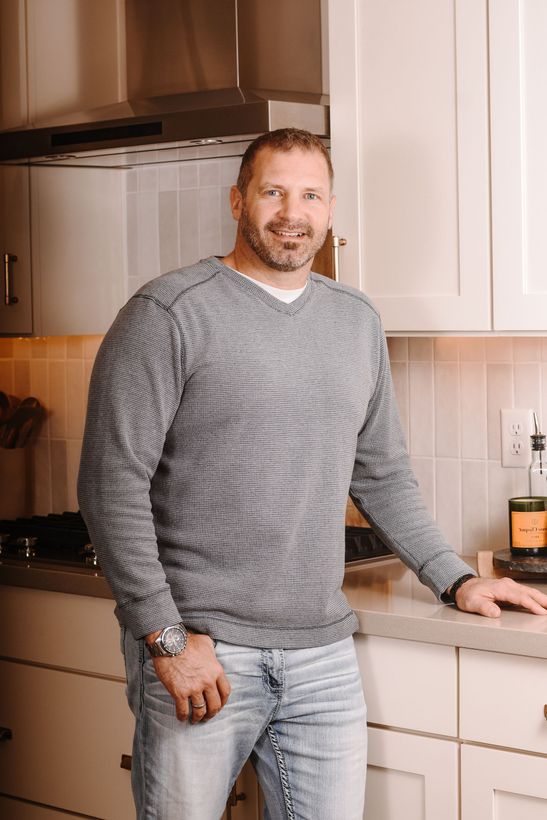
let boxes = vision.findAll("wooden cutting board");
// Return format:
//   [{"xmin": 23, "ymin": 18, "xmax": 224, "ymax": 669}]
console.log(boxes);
[{"xmin": 477, "ymin": 550, "xmax": 547, "ymax": 580}]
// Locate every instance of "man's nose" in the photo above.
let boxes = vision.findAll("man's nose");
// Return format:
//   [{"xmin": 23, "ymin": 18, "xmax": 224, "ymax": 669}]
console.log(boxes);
[{"xmin": 276, "ymin": 193, "xmax": 303, "ymax": 223}]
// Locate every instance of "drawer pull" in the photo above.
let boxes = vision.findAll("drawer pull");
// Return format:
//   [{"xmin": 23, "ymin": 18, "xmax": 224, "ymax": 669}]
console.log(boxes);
[
  {"xmin": 0, "ymin": 727, "xmax": 13, "ymax": 741},
  {"xmin": 120, "ymin": 754, "xmax": 132, "ymax": 771}
]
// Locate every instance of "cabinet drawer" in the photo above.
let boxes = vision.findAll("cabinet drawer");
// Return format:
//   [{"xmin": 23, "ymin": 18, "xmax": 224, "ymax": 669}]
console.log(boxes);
[
  {"xmin": 0, "ymin": 795, "xmax": 83, "ymax": 819},
  {"xmin": 0, "ymin": 660, "xmax": 134, "ymax": 818},
  {"xmin": 460, "ymin": 648, "xmax": 547, "ymax": 754},
  {"xmin": 0, "ymin": 586, "xmax": 124, "ymax": 677},
  {"xmin": 355, "ymin": 635, "xmax": 457, "ymax": 736}
]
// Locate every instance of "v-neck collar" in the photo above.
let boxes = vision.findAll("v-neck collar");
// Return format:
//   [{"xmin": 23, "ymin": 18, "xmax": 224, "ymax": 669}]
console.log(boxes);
[{"xmin": 205, "ymin": 257, "xmax": 313, "ymax": 316}]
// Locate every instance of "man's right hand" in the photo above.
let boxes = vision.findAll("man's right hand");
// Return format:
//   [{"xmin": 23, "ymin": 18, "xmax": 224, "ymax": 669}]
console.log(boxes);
[{"xmin": 148, "ymin": 633, "xmax": 231, "ymax": 724}]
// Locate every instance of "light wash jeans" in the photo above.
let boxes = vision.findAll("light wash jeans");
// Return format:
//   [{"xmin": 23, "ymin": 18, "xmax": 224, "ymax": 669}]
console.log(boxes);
[{"xmin": 122, "ymin": 631, "xmax": 367, "ymax": 820}]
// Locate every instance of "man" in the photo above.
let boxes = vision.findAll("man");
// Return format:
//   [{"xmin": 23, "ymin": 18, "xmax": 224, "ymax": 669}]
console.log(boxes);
[{"xmin": 78, "ymin": 128, "xmax": 547, "ymax": 820}]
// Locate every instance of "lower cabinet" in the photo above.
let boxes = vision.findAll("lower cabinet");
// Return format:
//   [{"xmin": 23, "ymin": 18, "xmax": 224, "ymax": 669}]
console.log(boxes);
[
  {"xmin": 0, "ymin": 659, "xmax": 135, "ymax": 819},
  {"xmin": 357, "ymin": 635, "xmax": 547, "ymax": 820},
  {"xmin": 365, "ymin": 727, "xmax": 458, "ymax": 820},
  {"xmin": 0, "ymin": 585, "xmax": 259, "ymax": 820},
  {"xmin": 0, "ymin": 795, "xmax": 85, "ymax": 819},
  {"xmin": 461, "ymin": 744, "xmax": 547, "ymax": 820}
]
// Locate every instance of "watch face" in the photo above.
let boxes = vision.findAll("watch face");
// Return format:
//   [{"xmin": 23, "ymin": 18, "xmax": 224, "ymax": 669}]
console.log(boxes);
[{"xmin": 162, "ymin": 625, "xmax": 186, "ymax": 655}]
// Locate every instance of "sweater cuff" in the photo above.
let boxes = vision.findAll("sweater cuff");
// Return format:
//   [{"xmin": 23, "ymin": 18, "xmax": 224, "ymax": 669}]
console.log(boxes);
[
  {"xmin": 115, "ymin": 587, "xmax": 182, "ymax": 640},
  {"xmin": 417, "ymin": 550, "xmax": 477, "ymax": 601}
]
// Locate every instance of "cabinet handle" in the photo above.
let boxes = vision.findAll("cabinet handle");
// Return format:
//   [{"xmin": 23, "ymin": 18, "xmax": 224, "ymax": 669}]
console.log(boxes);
[
  {"xmin": 544, "ymin": 704, "xmax": 547, "ymax": 721},
  {"xmin": 226, "ymin": 783, "xmax": 247, "ymax": 819},
  {"xmin": 0, "ymin": 727, "xmax": 13, "ymax": 741},
  {"xmin": 120, "ymin": 754, "xmax": 132, "ymax": 771},
  {"xmin": 332, "ymin": 236, "xmax": 347, "ymax": 283},
  {"xmin": 3, "ymin": 252, "xmax": 19, "ymax": 306}
]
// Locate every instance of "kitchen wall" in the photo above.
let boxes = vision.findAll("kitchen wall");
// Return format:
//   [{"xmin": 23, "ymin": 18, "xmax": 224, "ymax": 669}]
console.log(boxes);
[
  {"xmin": 2, "ymin": 154, "xmax": 547, "ymax": 556},
  {"xmin": 2, "ymin": 333, "xmax": 547, "ymax": 556}
]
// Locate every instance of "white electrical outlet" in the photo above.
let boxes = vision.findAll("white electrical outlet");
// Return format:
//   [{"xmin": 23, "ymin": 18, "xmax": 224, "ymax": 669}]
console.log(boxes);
[{"xmin": 500, "ymin": 408, "xmax": 534, "ymax": 467}]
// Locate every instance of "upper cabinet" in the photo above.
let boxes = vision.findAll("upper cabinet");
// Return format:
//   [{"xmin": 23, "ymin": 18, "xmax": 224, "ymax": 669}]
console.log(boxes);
[
  {"xmin": 489, "ymin": 0, "xmax": 547, "ymax": 331},
  {"xmin": 328, "ymin": 0, "xmax": 547, "ymax": 333},
  {"xmin": 0, "ymin": 165, "xmax": 33, "ymax": 334}
]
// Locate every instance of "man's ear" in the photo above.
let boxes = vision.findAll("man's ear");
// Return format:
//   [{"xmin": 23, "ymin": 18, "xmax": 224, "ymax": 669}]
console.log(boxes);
[{"xmin": 230, "ymin": 185, "xmax": 243, "ymax": 220}]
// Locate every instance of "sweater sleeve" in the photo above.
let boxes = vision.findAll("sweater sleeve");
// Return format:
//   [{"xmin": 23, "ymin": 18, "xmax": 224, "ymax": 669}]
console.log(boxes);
[
  {"xmin": 77, "ymin": 295, "xmax": 184, "ymax": 637},
  {"xmin": 349, "ymin": 324, "xmax": 475, "ymax": 599}
]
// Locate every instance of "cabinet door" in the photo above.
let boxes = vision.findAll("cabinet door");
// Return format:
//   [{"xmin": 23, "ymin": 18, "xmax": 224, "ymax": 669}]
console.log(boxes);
[
  {"xmin": 328, "ymin": 0, "xmax": 490, "ymax": 331},
  {"xmin": 355, "ymin": 635, "xmax": 457, "ymax": 737},
  {"xmin": 30, "ymin": 166, "xmax": 126, "ymax": 336},
  {"xmin": 0, "ymin": 660, "xmax": 134, "ymax": 819},
  {"xmin": 461, "ymin": 744, "xmax": 547, "ymax": 820},
  {"xmin": 490, "ymin": 0, "xmax": 547, "ymax": 330},
  {"xmin": 365, "ymin": 727, "xmax": 458, "ymax": 820},
  {"xmin": 460, "ymin": 648, "xmax": 547, "ymax": 755},
  {"xmin": 0, "ymin": 164, "xmax": 32, "ymax": 335},
  {"xmin": 0, "ymin": 0, "xmax": 28, "ymax": 130}
]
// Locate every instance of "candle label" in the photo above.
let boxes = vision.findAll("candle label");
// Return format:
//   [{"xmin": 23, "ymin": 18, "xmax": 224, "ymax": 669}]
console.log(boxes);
[{"xmin": 511, "ymin": 510, "xmax": 547, "ymax": 548}]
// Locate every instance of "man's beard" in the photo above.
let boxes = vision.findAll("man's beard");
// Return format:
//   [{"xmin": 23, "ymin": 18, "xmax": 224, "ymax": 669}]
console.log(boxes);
[{"xmin": 239, "ymin": 206, "xmax": 328, "ymax": 272}]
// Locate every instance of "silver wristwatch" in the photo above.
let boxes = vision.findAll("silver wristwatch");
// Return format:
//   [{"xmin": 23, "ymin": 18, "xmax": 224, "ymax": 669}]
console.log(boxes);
[{"xmin": 146, "ymin": 623, "xmax": 188, "ymax": 657}]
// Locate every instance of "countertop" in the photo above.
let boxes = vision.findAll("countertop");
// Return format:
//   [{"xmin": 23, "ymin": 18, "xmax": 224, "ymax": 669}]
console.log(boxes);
[
  {"xmin": 344, "ymin": 556, "xmax": 547, "ymax": 659},
  {"xmin": 2, "ymin": 554, "xmax": 547, "ymax": 658}
]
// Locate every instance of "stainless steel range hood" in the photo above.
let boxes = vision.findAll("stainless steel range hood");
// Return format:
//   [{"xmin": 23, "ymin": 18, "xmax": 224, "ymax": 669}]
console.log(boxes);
[{"xmin": 0, "ymin": 0, "xmax": 329, "ymax": 167}]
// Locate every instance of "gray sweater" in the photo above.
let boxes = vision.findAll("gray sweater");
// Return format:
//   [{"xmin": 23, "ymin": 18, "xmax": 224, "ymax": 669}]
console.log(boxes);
[{"xmin": 78, "ymin": 258, "xmax": 472, "ymax": 646}]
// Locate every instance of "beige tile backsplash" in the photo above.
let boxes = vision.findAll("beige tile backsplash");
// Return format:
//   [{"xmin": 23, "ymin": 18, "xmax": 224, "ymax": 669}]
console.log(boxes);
[{"xmin": 2, "ymin": 333, "xmax": 547, "ymax": 558}]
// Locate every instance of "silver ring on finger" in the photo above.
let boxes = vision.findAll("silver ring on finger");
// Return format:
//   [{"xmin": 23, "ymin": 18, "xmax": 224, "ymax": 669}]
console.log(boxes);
[{"xmin": 191, "ymin": 701, "xmax": 206, "ymax": 709}]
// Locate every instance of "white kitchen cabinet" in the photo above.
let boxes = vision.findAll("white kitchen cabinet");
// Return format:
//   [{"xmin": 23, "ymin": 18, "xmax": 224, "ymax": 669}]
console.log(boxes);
[
  {"xmin": 489, "ymin": 0, "xmax": 547, "ymax": 330},
  {"xmin": 356, "ymin": 634, "xmax": 547, "ymax": 819},
  {"xmin": 30, "ymin": 165, "xmax": 126, "ymax": 335},
  {"xmin": 365, "ymin": 727, "xmax": 459, "ymax": 820},
  {"xmin": 461, "ymin": 744, "xmax": 547, "ymax": 820},
  {"xmin": 355, "ymin": 634, "xmax": 457, "ymax": 736},
  {"xmin": 0, "ymin": 660, "xmax": 135, "ymax": 818},
  {"xmin": 0, "ymin": 163, "xmax": 126, "ymax": 337},
  {"xmin": 460, "ymin": 648, "xmax": 547, "ymax": 819},
  {"xmin": 0, "ymin": 585, "xmax": 260, "ymax": 820},
  {"xmin": 460, "ymin": 648, "xmax": 547, "ymax": 755},
  {"xmin": 328, "ymin": 0, "xmax": 491, "ymax": 332},
  {"xmin": 356, "ymin": 635, "xmax": 459, "ymax": 819},
  {"xmin": 0, "ymin": 164, "xmax": 33, "ymax": 334}
]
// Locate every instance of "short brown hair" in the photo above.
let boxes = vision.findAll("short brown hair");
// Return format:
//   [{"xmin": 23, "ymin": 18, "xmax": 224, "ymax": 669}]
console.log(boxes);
[{"xmin": 236, "ymin": 128, "xmax": 333, "ymax": 196}]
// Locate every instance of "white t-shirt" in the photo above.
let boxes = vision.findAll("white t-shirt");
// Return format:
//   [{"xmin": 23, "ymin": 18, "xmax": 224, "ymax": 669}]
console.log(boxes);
[{"xmin": 229, "ymin": 267, "xmax": 307, "ymax": 304}]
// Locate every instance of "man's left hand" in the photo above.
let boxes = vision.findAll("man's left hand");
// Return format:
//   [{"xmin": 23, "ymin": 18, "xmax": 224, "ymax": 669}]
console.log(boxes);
[{"xmin": 454, "ymin": 576, "xmax": 547, "ymax": 618}]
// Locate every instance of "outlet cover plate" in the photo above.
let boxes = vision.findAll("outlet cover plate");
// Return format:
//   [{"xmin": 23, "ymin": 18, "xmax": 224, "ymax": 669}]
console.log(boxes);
[{"xmin": 500, "ymin": 408, "xmax": 534, "ymax": 468}]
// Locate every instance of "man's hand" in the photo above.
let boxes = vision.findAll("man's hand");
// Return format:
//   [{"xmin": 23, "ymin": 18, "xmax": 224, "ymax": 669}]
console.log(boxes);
[
  {"xmin": 149, "ymin": 633, "xmax": 231, "ymax": 723},
  {"xmin": 454, "ymin": 576, "xmax": 547, "ymax": 618}
]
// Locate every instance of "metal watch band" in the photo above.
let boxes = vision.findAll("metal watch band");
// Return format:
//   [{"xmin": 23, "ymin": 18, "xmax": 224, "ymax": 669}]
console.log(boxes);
[{"xmin": 145, "ymin": 622, "xmax": 188, "ymax": 657}]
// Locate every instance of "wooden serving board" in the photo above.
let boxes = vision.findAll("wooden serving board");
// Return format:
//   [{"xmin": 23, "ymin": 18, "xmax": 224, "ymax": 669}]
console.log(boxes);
[
  {"xmin": 493, "ymin": 549, "xmax": 547, "ymax": 579},
  {"xmin": 477, "ymin": 550, "xmax": 547, "ymax": 580}
]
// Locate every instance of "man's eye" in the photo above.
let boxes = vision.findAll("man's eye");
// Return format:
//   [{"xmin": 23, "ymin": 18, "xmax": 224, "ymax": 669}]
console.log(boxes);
[
  {"xmin": 265, "ymin": 189, "xmax": 281, "ymax": 197},
  {"xmin": 305, "ymin": 192, "xmax": 319, "ymax": 200}
]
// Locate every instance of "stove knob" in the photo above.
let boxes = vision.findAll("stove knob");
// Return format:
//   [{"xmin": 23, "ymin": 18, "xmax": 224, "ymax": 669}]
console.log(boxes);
[
  {"xmin": 84, "ymin": 543, "xmax": 99, "ymax": 568},
  {"xmin": 16, "ymin": 536, "xmax": 38, "ymax": 559}
]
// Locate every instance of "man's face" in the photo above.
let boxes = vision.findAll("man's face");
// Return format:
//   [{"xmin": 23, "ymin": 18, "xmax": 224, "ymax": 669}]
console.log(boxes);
[{"xmin": 231, "ymin": 147, "xmax": 335, "ymax": 273}]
